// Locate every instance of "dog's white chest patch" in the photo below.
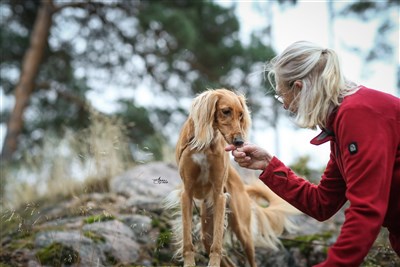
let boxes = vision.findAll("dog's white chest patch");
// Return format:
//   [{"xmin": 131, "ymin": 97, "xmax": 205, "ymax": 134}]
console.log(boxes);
[{"xmin": 191, "ymin": 153, "xmax": 210, "ymax": 184}]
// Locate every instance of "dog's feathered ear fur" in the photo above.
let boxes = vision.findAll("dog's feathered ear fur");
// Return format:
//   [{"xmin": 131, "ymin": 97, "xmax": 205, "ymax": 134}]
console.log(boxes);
[
  {"xmin": 189, "ymin": 90, "xmax": 218, "ymax": 150},
  {"xmin": 237, "ymin": 93, "xmax": 251, "ymax": 139}
]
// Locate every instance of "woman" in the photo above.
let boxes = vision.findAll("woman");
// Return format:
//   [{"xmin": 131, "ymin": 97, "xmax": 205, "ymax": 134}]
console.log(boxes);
[{"xmin": 226, "ymin": 41, "xmax": 400, "ymax": 266}]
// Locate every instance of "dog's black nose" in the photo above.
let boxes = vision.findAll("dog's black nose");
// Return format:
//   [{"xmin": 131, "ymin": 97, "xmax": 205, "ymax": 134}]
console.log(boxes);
[{"xmin": 233, "ymin": 137, "xmax": 244, "ymax": 147}]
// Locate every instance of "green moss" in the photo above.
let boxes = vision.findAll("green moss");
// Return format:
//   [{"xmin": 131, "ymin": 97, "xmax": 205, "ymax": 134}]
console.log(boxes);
[
  {"xmin": 36, "ymin": 242, "xmax": 80, "ymax": 266},
  {"xmin": 157, "ymin": 230, "xmax": 172, "ymax": 248},
  {"xmin": 152, "ymin": 214, "xmax": 173, "ymax": 248},
  {"xmin": 83, "ymin": 214, "xmax": 115, "ymax": 224},
  {"xmin": 83, "ymin": 231, "xmax": 106, "ymax": 243},
  {"xmin": 151, "ymin": 218, "xmax": 161, "ymax": 228},
  {"xmin": 282, "ymin": 232, "xmax": 332, "ymax": 256}
]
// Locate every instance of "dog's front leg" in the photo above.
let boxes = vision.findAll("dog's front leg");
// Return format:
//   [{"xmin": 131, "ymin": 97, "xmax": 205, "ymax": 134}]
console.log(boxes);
[
  {"xmin": 181, "ymin": 190, "xmax": 196, "ymax": 267},
  {"xmin": 208, "ymin": 191, "xmax": 226, "ymax": 267}
]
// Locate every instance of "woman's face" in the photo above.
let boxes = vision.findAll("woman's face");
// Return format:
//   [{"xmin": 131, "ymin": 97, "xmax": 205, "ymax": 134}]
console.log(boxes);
[{"xmin": 275, "ymin": 80, "xmax": 301, "ymax": 113}]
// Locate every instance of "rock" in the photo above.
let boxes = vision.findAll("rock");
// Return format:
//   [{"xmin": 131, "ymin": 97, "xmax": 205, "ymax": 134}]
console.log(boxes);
[
  {"xmin": 124, "ymin": 194, "xmax": 162, "ymax": 212},
  {"xmin": 110, "ymin": 162, "xmax": 181, "ymax": 200},
  {"xmin": 34, "ymin": 220, "xmax": 142, "ymax": 266},
  {"xmin": 82, "ymin": 220, "xmax": 141, "ymax": 264},
  {"xmin": 2, "ymin": 161, "xmax": 398, "ymax": 267},
  {"xmin": 35, "ymin": 231, "xmax": 106, "ymax": 266},
  {"xmin": 255, "ymin": 247, "xmax": 295, "ymax": 267},
  {"xmin": 120, "ymin": 214, "xmax": 153, "ymax": 243},
  {"xmin": 37, "ymin": 216, "xmax": 84, "ymax": 230}
]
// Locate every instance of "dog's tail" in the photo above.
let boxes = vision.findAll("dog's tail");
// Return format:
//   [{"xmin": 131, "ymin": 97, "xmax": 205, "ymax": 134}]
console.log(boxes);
[
  {"xmin": 246, "ymin": 179, "xmax": 299, "ymax": 250},
  {"xmin": 162, "ymin": 188, "xmax": 185, "ymax": 260}
]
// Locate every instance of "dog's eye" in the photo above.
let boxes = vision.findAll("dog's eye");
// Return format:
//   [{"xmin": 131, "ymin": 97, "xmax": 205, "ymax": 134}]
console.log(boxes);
[{"xmin": 222, "ymin": 109, "xmax": 231, "ymax": 116}]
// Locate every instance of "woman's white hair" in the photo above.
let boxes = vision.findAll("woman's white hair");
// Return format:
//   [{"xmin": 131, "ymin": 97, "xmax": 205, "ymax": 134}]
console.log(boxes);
[{"xmin": 265, "ymin": 41, "xmax": 358, "ymax": 129}]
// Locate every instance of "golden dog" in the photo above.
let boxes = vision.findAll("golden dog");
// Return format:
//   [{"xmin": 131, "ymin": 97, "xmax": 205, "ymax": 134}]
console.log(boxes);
[{"xmin": 167, "ymin": 88, "xmax": 297, "ymax": 267}]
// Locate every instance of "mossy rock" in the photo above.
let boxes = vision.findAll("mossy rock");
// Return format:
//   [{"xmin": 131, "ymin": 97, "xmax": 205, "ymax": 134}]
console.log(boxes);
[{"xmin": 36, "ymin": 242, "xmax": 80, "ymax": 266}]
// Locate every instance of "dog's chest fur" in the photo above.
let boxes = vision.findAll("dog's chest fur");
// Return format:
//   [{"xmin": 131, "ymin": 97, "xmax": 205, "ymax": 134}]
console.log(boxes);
[{"xmin": 191, "ymin": 152, "xmax": 211, "ymax": 184}]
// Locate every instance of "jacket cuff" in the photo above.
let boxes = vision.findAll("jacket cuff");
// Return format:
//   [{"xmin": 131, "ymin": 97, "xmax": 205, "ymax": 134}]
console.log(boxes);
[{"xmin": 259, "ymin": 156, "xmax": 289, "ymax": 186}]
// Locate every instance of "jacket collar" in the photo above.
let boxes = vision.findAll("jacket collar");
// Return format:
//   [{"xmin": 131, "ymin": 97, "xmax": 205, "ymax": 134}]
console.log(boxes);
[
  {"xmin": 310, "ymin": 128, "xmax": 335, "ymax": 145},
  {"xmin": 310, "ymin": 108, "xmax": 337, "ymax": 146}
]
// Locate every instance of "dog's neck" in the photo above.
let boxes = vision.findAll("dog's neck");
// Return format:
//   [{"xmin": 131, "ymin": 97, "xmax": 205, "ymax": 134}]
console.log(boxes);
[{"xmin": 189, "ymin": 129, "xmax": 226, "ymax": 151}]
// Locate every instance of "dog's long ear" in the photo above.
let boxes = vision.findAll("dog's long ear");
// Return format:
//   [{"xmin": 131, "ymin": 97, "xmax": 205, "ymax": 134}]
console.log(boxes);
[
  {"xmin": 189, "ymin": 90, "xmax": 218, "ymax": 150},
  {"xmin": 238, "ymin": 93, "xmax": 251, "ymax": 139}
]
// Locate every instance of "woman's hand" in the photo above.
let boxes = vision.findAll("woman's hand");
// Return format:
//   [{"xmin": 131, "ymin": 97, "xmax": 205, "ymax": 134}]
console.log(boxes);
[{"xmin": 225, "ymin": 143, "xmax": 273, "ymax": 170}]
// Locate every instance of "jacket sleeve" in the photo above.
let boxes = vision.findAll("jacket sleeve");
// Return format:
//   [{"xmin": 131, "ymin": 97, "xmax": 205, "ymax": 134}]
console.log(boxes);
[
  {"xmin": 259, "ymin": 153, "xmax": 347, "ymax": 221},
  {"xmin": 314, "ymin": 106, "xmax": 395, "ymax": 266}
]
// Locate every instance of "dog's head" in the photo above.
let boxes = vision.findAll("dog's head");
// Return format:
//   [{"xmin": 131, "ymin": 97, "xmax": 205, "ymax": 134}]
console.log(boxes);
[{"xmin": 189, "ymin": 88, "xmax": 251, "ymax": 150}]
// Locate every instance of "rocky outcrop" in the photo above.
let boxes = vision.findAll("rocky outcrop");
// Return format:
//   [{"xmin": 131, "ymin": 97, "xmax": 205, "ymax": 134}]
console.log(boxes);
[{"xmin": 1, "ymin": 162, "xmax": 397, "ymax": 267}]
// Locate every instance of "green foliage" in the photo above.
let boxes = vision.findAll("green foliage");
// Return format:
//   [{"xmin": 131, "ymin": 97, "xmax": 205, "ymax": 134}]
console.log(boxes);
[
  {"xmin": 157, "ymin": 230, "xmax": 173, "ymax": 248},
  {"xmin": 36, "ymin": 243, "xmax": 80, "ymax": 266},
  {"xmin": 151, "ymin": 218, "xmax": 161, "ymax": 228},
  {"xmin": 2, "ymin": 0, "xmax": 273, "ymax": 163},
  {"xmin": 343, "ymin": 2, "xmax": 377, "ymax": 14},
  {"xmin": 151, "ymin": 213, "xmax": 173, "ymax": 248},
  {"xmin": 116, "ymin": 100, "xmax": 164, "ymax": 160},
  {"xmin": 0, "ymin": 0, "xmax": 92, "ymax": 159},
  {"xmin": 151, "ymin": 212, "xmax": 175, "ymax": 266},
  {"xmin": 136, "ymin": 0, "xmax": 248, "ymax": 93},
  {"xmin": 84, "ymin": 214, "xmax": 115, "ymax": 224}
]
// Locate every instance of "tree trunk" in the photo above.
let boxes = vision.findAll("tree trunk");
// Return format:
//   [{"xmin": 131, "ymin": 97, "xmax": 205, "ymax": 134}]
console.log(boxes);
[{"xmin": 1, "ymin": 0, "xmax": 54, "ymax": 161}]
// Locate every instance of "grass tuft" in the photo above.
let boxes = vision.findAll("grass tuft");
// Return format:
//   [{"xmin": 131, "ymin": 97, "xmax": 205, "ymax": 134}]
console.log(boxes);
[{"xmin": 36, "ymin": 242, "xmax": 80, "ymax": 266}]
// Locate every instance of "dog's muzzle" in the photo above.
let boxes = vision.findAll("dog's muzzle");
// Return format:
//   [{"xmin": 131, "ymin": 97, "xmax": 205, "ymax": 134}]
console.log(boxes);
[{"xmin": 233, "ymin": 136, "xmax": 244, "ymax": 147}]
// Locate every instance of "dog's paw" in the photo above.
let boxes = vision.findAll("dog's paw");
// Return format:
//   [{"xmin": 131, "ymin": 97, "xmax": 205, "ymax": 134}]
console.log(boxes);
[
  {"xmin": 208, "ymin": 252, "xmax": 221, "ymax": 267},
  {"xmin": 183, "ymin": 251, "xmax": 196, "ymax": 267}
]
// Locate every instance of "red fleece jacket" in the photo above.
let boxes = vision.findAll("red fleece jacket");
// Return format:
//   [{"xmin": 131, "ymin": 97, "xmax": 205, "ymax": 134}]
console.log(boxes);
[{"xmin": 259, "ymin": 87, "xmax": 400, "ymax": 266}]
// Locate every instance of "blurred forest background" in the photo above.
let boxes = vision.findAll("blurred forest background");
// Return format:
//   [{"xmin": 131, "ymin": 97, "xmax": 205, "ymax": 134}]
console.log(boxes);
[
  {"xmin": 0, "ymin": 0, "xmax": 399, "ymax": 219},
  {"xmin": 0, "ymin": 0, "xmax": 399, "ymax": 216},
  {"xmin": 0, "ymin": 0, "xmax": 399, "ymax": 266},
  {"xmin": 1, "ymin": 0, "xmax": 399, "ymax": 208}
]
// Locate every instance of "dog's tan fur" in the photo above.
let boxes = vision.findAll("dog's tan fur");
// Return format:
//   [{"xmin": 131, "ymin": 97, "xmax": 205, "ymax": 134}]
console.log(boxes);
[{"xmin": 172, "ymin": 88, "xmax": 297, "ymax": 267}]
